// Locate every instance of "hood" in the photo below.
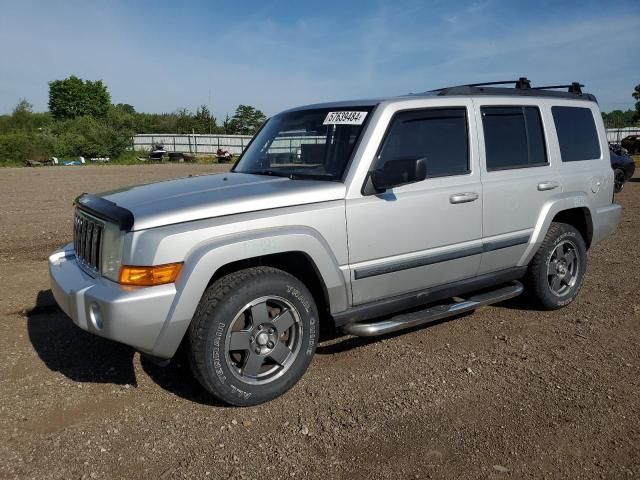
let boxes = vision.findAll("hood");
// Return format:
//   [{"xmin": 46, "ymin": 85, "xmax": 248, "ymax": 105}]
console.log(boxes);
[{"xmin": 98, "ymin": 172, "xmax": 346, "ymax": 230}]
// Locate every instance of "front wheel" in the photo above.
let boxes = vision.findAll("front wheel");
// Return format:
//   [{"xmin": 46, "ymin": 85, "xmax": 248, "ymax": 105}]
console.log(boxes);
[
  {"xmin": 525, "ymin": 222, "xmax": 587, "ymax": 310},
  {"xmin": 188, "ymin": 267, "xmax": 318, "ymax": 406}
]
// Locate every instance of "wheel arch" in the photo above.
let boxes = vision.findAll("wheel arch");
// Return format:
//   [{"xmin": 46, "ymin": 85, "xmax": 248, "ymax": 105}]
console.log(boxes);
[
  {"xmin": 551, "ymin": 207, "xmax": 593, "ymax": 249},
  {"xmin": 518, "ymin": 194, "xmax": 595, "ymax": 267},
  {"xmin": 207, "ymin": 251, "xmax": 332, "ymax": 322},
  {"xmin": 150, "ymin": 228, "xmax": 349, "ymax": 359}
]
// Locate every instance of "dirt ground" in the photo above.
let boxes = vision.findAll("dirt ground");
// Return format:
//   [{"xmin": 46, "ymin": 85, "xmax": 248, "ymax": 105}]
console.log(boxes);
[{"xmin": 0, "ymin": 164, "xmax": 638, "ymax": 480}]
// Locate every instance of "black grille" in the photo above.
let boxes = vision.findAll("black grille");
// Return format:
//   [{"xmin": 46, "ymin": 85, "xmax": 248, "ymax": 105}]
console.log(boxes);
[{"xmin": 73, "ymin": 210, "xmax": 103, "ymax": 271}]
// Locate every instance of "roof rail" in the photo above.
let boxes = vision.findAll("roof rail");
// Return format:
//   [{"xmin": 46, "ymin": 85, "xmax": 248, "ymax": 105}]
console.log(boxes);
[
  {"xmin": 421, "ymin": 77, "xmax": 595, "ymax": 102},
  {"xmin": 430, "ymin": 77, "xmax": 532, "ymax": 92}
]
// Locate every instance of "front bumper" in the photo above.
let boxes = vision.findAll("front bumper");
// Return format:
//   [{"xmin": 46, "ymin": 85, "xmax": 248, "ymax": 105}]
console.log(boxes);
[{"xmin": 48, "ymin": 244, "xmax": 177, "ymax": 356}]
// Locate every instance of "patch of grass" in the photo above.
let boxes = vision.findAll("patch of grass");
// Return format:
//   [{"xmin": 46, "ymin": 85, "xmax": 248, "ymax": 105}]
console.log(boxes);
[
  {"xmin": 1, "ymin": 159, "xmax": 25, "ymax": 167},
  {"xmin": 109, "ymin": 150, "xmax": 145, "ymax": 165}
]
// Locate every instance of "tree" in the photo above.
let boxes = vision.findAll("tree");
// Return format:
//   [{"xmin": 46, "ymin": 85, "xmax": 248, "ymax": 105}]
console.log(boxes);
[
  {"xmin": 11, "ymin": 98, "xmax": 33, "ymax": 131},
  {"xmin": 227, "ymin": 105, "xmax": 266, "ymax": 135},
  {"xmin": 602, "ymin": 109, "xmax": 637, "ymax": 129},
  {"xmin": 194, "ymin": 105, "xmax": 218, "ymax": 134},
  {"xmin": 633, "ymin": 84, "xmax": 640, "ymax": 122},
  {"xmin": 175, "ymin": 108, "xmax": 194, "ymax": 134},
  {"xmin": 13, "ymin": 98, "xmax": 33, "ymax": 116},
  {"xmin": 48, "ymin": 75, "xmax": 111, "ymax": 120},
  {"xmin": 114, "ymin": 103, "xmax": 136, "ymax": 115}
]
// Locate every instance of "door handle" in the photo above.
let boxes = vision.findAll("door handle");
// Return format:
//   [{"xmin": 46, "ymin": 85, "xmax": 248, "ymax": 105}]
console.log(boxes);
[
  {"xmin": 449, "ymin": 192, "xmax": 479, "ymax": 204},
  {"xmin": 537, "ymin": 181, "xmax": 560, "ymax": 191}
]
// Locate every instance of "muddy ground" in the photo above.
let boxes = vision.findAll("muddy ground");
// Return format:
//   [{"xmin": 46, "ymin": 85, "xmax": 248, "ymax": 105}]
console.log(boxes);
[{"xmin": 0, "ymin": 164, "xmax": 638, "ymax": 479}]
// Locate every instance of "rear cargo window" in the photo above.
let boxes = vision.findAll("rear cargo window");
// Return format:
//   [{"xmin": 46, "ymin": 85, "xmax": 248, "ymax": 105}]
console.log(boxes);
[
  {"xmin": 481, "ymin": 106, "xmax": 548, "ymax": 171},
  {"xmin": 551, "ymin": 106, "xmax": 601, "ymax": 162}
]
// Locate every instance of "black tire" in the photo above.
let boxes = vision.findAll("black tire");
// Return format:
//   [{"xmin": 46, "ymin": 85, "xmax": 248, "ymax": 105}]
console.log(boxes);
[
  {"xmin": 168, "ymin": 152, "xmax": 184, "ymax": 162},
  {"xmin": 525, "ymin": 222, "xmax": 587, "ymax": 310},
  {"xmin": 188, "ymin": 267, "xmax": 318, "ymax": 406},
  {"xmin": 614, "ymin": 168, "xmax": 625, "ymax": 193}
]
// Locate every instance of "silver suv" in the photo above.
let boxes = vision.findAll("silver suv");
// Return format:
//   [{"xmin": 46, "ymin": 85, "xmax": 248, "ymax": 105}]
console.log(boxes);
[{"xmin": 49, "ymin": 78, "xmax": 622, "ymax": 405}]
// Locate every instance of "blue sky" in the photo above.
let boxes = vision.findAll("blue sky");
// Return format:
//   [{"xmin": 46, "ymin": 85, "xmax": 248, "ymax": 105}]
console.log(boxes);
[{"xmin": 1, "ymin": 0, "xmax": 639, "ymax": 118}]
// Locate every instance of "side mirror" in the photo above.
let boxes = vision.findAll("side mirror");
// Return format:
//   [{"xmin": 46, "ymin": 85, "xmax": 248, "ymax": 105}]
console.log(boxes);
[{"xmin": 369, "ymin": 157, "xmax": 427, "ymax": 193}]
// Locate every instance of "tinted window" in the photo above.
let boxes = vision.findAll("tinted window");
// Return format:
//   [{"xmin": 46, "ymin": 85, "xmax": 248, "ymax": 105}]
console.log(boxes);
[
  {"xmin": 552, "ymin": 106, "xmax": 601, "ymax": 162},
  {"xmin": 481, "ymin": 106, "xmax": 548, "ymax": 170},
  {"xmin": 376, "ymin": 108, "xmax": 468, "ymax": 178}
]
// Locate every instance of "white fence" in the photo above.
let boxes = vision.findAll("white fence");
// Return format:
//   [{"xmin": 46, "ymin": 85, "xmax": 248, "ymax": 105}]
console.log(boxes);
[
  {"xmin": 607, "ymin": 128, "xmax": 640, "ymax": 144},
  {"xmin": 133, "ymin": 133, "xmax": 326, "ymax": 156},
  {"xmin": 133, "ymin": 134, "xmax": 253, "ymax": 155}
]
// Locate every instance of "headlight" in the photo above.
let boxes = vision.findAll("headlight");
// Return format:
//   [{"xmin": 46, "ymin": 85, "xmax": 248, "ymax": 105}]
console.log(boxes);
[{"xmin": 101, "ymin": 222, "xmax": 123, "ymax": 281}]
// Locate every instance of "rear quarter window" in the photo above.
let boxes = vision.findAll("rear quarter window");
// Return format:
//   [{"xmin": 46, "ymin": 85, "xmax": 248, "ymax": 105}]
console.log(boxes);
[{"xmin": 551, "ymin": 106, "xmax": 601, "ymax": 162}]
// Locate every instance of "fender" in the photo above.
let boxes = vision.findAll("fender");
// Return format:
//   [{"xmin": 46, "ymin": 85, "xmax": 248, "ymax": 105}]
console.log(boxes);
[
  {"xmin": 150, "ymin": 226, "xmax": 349, "ymax": 358},
  {"xmin": 518, "ymin": 192, "xmax": 593, "ymax": 267}
]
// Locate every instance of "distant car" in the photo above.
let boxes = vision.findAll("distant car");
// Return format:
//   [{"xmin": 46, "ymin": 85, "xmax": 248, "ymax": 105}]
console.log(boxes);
[
  {"xmin": 621, "ymin": 135, "xmax": 640, "ymax": 155},
  {"xmin": 610, "ymin": 146, "xmax": 635, "ymax": 193}
]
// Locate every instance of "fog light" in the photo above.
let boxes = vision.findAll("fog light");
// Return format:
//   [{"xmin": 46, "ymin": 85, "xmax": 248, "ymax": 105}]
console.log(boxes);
[{"xmin": 89, "ymin": 303, "xmax": 103, "ymax": 330}]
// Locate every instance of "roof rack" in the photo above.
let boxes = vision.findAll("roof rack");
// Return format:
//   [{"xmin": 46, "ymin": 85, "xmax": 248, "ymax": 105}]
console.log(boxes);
[
  {"xmin": 431, "ymin": 77, "xmax": 532, "ymax": 91},
  {"xmin": 532, "ymin": 82, "xmax": 583, "ymax": 94},
  {"xmin": 424, "ymin": 77, "xmax": 595, "ymax": 102}
]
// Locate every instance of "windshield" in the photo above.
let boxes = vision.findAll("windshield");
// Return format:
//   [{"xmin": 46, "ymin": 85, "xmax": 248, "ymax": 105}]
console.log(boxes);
[{"xmin": 233, "ymin": 107, "xmax": 374, "ymax": 181}]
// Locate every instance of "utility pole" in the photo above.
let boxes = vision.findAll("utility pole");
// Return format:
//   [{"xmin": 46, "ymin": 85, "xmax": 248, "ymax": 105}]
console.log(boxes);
[{"xmin": 208, "ymin": 88, "xmax": 212, "ymax": 135}]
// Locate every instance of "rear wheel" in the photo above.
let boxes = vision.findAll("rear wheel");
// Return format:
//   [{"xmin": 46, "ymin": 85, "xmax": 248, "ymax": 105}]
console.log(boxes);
[
  {"xmin": 525, "ymin": 222, "xmax": 587, "ymax": 310},
  {"xmin": 188, "ymin": 267, "xmax": 318, "ymax": 406},
  {"xmin": 614, "ymin": 168, "xmax": 626, "ymax": 193}
]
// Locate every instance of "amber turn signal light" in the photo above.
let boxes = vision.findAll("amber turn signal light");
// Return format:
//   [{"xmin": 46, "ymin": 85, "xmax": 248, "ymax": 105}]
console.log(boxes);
[{"xmin": 118, "ymin": 262, "xmax": 183, "ymax": 286}]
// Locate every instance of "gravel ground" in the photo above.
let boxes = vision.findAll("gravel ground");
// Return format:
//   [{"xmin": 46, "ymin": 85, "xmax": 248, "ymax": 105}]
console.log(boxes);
[{"xmin": 0, "ymin": 165, "xmax": 639, "ymax": 480}]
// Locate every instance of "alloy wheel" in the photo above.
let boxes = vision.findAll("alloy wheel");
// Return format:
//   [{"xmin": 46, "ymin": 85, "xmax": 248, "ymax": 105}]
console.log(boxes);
[
  {"xmin": 547, "ymin": 240, "xmax": 579, "ymax": 296},
  {"xmin": 224, "ymin": 296, "xmax": 302, "ymax": 385}
]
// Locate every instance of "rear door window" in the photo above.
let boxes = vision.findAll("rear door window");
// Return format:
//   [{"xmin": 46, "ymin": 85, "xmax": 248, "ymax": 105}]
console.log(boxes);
[
  {"xmin": 481, "ymin": 106, "xmax": 548, "ymax": 171},
  {"xmin": 551, "ymin": 106, "xmax": 601, "ymax": 162}
]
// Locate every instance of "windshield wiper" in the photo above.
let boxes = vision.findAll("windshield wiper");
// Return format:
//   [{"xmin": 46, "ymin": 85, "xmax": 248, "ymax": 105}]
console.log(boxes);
[
  {"xmin": 243, "ymin": 169, "xmax": 292, "ymax": 178},
  {"xmin": 243, "ymin": 169, "xmax": 329, "ymax": 180}
]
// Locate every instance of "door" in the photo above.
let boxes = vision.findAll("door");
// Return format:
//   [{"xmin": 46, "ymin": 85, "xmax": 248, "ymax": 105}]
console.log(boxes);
[
  {"xmin": 346, "ymin": 102, "xmax": 483, "ymax": 306},
  {"xmin": 474, "ymin": 100, "xmax": 560, "ymax": 274}
]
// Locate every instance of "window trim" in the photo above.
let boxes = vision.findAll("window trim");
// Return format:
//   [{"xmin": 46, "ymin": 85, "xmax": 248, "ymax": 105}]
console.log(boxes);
[
  {"xmin": 481, "ymin": 105, "xmax": 550, "ymax": 172},
  {"xmin": 371, "ymin": 106, "xmax": 472, "ymax": 181},
  {"xmin": 340, "ymin": 104, "xmax": 378, "ymax": 182}
]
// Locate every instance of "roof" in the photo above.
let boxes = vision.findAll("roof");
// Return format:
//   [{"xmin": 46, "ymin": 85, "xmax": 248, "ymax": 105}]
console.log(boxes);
[
  {"xmin": 283, "ymin": 98, "xmax": 384, "ymax": 113},
  {"xmin": 282, "ymin": 77, "xmax": 597, "ymax": 113}
]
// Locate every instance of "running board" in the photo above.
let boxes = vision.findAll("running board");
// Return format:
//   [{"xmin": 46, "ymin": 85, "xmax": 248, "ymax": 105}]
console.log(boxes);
[{"xmin": 341, "ymin": 281, "xmax": 523, "ymax": 337}]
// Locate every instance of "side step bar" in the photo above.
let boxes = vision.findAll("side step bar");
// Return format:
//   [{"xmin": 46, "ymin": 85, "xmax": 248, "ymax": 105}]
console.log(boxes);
[{"xmin": 341, "ymin": 281, "xmax": 523, "ymax": 337}]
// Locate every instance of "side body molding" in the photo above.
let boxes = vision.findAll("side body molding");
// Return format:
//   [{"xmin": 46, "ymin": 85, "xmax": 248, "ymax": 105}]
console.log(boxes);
[
  {"xmin": 150, "ymin": 227, "xmax": 349, "ymax": 358},
  {"xmin": 518, "ymin": 192, "xmax": 593, "ymax": 267}
]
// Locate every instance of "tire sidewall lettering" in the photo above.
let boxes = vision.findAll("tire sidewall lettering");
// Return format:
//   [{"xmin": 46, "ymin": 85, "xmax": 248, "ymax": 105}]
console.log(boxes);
[
  {"xmin": 286, "ymin": 284, "xmax": 316, "ymax": 356},
  {"xmin": 201, "ymin": 272, "xmax": 317, "ymax": 405},
  {"xmin": 212, "ymin": 322, "xmax": 227, "ymax": 385},
  {"xmin": 286, "ymin": 285, "xmax": 311, "ymax": 313},
  {"xmin": 542, "ymin": 228, "xmax": 584, "ymax": 305}
]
